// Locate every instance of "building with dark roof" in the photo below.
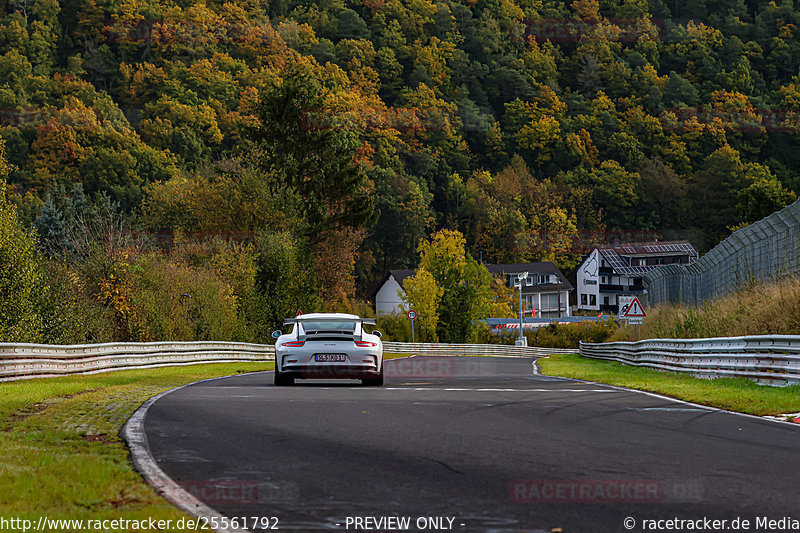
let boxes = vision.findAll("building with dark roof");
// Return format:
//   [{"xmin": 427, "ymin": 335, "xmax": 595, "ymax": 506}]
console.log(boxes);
[
  {"xmin": 485, "ymin": 262, "xmax": 573, "ymax": 318},
  {"xmin": 374, "ymin": 263, "xmax": 573, "ymax": 317},
  {"xmin": 576, "ymin": 241, "xmax": 698, "ymax": 313}
]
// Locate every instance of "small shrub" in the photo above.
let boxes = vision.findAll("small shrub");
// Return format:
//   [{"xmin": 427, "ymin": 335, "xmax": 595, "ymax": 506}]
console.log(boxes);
[
  {"xmin": 377, "ymin": 312, "xmax": 413, "ymax": 342},
  {"xmin": 38, "ymin": 261, "xmax": 115, "ymax": 344},
  {"xmin": 131, "ymin": 254, "xmax": 251, "ymax": 342}
]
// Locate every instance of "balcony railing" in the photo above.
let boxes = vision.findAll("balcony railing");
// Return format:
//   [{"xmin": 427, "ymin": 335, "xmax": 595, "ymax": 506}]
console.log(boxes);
[{"xmin": 599, "ymin": 284, "xmax": 644, "ymax": 293}]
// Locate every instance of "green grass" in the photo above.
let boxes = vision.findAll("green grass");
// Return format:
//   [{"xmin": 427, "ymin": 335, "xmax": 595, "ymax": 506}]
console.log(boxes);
[
  {"xmin": 0, "ymin": 362, "xmax": 272, "ymax": 531},
  {"xmin": 539, "ymin": 353, "xmax": 800, "ymax": 418},
  {"xmin": 383, "ymin": 352, "xmax": 417, "ymax": 359}
]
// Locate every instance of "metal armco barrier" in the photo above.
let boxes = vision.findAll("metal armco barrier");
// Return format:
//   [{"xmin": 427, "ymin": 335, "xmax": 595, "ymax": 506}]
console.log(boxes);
[
  {"xmin": 0, "ymin": 341, "xmax": 572, "ymax": 381},
  {"xmin": 580, "ymin": 335, "xmax": 800, "ymax": 385},
  {"xmin": 383, "ymin": 342, "xmax": 569, "ymax": 357},
  {"xmin": 0, "ymin": 341, "xmax": 274, "ymax": 381}
]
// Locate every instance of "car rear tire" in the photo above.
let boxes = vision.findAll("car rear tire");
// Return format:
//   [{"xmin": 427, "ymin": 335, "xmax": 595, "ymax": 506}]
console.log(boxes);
[
  {"xmin": 362, "ymin": 365, "xmax": 384, "ymax": 387},
  {"xmin": 274, "ymin": 368, "xmax": 294, "ymax": 386}
]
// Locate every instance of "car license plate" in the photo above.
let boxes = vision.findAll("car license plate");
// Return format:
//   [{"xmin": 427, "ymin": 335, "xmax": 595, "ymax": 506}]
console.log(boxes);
[{"xmin": 314, "ymin": 354, "xmax": 347, "ymax": 362}]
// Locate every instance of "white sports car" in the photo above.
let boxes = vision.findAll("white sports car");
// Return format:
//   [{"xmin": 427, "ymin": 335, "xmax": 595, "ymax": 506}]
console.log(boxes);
[{"xmin": 272, "ymin": 313, "xmax": 384, "ymax": 386}]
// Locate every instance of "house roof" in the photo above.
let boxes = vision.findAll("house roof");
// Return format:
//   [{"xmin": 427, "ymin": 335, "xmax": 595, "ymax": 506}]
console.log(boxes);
[
  {"xmin": 370, "ymin": 269, "xmax": 415, "ymax": 298},
  {"xmin": 594, "ymin": 240, "xmax": 698, "ymax": 276},
  {"xmin": 389, "ymin": 269, "xmax": 415, "ymax": 286},
  {"xmin": 598, "ymin": 240, "xmax": 698, "ymax": 257}
]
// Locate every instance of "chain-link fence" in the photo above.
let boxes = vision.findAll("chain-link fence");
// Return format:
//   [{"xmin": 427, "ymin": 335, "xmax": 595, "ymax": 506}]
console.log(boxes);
[{"xmin": 644, "ymin": 199, "xmax": 800, "ymax": 307}]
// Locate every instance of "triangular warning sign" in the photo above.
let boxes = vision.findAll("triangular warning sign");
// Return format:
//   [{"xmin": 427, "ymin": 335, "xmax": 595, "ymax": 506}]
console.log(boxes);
[
  {"xmin": 295, "ymin": 309, "xmax": 303, "ymax": 317},
  {"xmin": 622, "ymin": 297, "xmax": 646, "ymax": 318}
]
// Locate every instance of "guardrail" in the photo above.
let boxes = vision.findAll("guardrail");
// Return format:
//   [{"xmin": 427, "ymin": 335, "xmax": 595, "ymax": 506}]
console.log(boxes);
[
  {"xmin": 0, "ymin": 340, "xmax": 573, "ymax": 381},
  {"xmin": 580, "ymin": 336, "xmax": 800, "ymax": 385},
  {"xmin": 383, "ymin": 342, "xmax": 569, "ymax": 357},
  {"xmin": 0, "ymin": 341, "xmax": 274, "ymax": 381}
]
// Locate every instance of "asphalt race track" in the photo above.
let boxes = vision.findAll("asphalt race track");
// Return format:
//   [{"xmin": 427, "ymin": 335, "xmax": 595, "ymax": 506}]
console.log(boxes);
[{"xmin": 140, "ymin": 356, "xmax": 800, "ymax": 533}]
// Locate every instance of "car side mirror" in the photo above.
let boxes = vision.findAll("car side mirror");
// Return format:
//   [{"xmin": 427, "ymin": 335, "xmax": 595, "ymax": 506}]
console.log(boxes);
[
  {"xmin": 271, "ymin": 330, "xmax": 282, "ymax": 339},
  {"xmin": 371, "ymin": 330, "xmax": 382, "ymax": 338}
]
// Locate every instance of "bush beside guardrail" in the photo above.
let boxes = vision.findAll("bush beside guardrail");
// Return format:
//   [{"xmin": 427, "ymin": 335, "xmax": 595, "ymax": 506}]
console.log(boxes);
[
  {"xmin": 0, "ymin": 341, "xmax": 568, "ymax": 381},
  {"xmin": 580, "ymin": 335, "xmax": 800, "ymax": 385}
]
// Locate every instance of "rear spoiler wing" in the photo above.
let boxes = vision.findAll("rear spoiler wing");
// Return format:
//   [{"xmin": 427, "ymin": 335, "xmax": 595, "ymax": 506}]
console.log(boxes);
[
  {"xmin": 282, "ymin": 317, "xmax": 378, "ymax": 340},
  {"xmin": 282, "ymin": 317, "xmax": 376, "ymax": 326}
]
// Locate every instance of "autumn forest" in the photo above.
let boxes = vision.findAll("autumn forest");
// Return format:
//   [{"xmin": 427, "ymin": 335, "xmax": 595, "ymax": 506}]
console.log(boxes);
[{"xmin": 1, "ymin": 0, "xmax": 800, "ymax": 343}]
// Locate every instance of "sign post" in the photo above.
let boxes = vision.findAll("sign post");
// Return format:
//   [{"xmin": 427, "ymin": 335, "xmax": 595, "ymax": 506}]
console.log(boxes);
[
  {"xmin": 515, "ymin": 272, "xmax": 528, "ymax": 347},
  {"xmin": 621, "ymin": 296, "xmax": 647, "ymax": 340},
  {"xmin": 407, "ymin": 310, "xmax": 417, "ymax": 343}
]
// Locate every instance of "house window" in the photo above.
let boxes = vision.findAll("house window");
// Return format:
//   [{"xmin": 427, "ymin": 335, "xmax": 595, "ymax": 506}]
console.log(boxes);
[
  {"xmin": 601, "ymin": 276, "xmax": 606, "ymax": 283},
  {"xmin": 590, "ymin": 295, "xmax": 596, "ymax": 306},
  {"xmin": 581, "ymin": 294, "xmax": 587, "ymax": 305},
  {"xmin": 541, "ymin": 293, "xmax": 558, "ymax": 310},
  {"xmin": 604, "ymin": 296, "xmax": 609, "ymax": 305}
]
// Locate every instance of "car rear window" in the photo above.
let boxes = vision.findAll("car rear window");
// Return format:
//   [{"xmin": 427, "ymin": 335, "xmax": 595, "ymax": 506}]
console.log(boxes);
[{"xmin": 301, "ymin": 321, "xmax": 356, "ymax": 334}]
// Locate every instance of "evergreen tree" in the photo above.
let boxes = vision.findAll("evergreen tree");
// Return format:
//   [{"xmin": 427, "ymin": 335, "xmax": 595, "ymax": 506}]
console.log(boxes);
[
  {"xmin": 247, "ymin": 62, "xmax": 375, "ymax": 240},
  {"xmin": 34, "ymin": 193, "xmax": 68, "ymax": 255},
  {"xmin": 663, "ymin": 72, "xmax": 700, "ymax": 107},
  {"xmin": 337, "ymin": 10, "xmax": 371, "ymax": 40}
]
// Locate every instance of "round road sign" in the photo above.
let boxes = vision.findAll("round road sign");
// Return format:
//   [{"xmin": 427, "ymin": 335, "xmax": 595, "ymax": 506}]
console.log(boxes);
[{"xmin": 408, "ymin": 310, "xmax": 417, "ymax": 320}]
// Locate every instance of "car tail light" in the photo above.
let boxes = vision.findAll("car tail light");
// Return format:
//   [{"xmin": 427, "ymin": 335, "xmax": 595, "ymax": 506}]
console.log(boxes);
[
  {"xmin": 355, "ymin": 341, "xmax": 376, "ymax": 347},
  {"xmin": 281, "ymin": 341, "xmax": 305, "ymax": 347}
]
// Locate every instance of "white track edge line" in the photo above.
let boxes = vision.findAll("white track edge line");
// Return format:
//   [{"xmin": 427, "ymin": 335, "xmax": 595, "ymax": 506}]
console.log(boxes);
[
  {"xmin": 122, "ymin": 373, "xmax": 261, "ymax": 533},
  {"xmin": 544, "ymin": 372, "xmax": 800, "ymax": 430}
]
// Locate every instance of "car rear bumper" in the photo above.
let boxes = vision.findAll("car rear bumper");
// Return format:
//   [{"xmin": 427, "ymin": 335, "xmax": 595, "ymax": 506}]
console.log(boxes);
[{"xmin": 280, "ymin": 363, "xmax": 381, "ymax": 379}]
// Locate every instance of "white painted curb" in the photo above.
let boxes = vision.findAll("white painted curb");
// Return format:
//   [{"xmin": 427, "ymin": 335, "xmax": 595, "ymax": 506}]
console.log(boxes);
[{"xmin": 121, "ymin": 375, "xmax": 262, "ymax": 533}]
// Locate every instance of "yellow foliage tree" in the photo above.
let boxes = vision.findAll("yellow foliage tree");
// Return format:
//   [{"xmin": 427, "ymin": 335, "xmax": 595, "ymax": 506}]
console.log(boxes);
[{"xmin": 400, "ymin": 267, "xmax": 442, "ymax": 341}]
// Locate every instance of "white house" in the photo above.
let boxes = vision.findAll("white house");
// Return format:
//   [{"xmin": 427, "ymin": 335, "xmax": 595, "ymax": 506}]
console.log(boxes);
[
  {"xmin": 576, "ymin": 241, "xmax": 698, "ymax": 313},
  {"xmin": 374, "ymin": 263, "xmax": 572, "ymax": 318},
  {"xmin": 374, "ymin": 269, "xmax": 414, "ymax": 315}
]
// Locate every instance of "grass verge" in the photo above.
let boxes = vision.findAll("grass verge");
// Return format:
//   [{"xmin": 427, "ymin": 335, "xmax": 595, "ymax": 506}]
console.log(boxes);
[
  {"xmin": 383, "ymin": 352, "xmax": 417, "ymax": 359},
  {"xmin": 0, "ymin": 362, "xmax": 272, "ymax": 530},
  {"xmin": 539, "ymin": 353, "xmax": 800, "ymax": 417}
]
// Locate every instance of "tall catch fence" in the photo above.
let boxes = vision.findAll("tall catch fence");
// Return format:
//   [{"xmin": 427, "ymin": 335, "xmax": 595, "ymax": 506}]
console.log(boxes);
[{"xmin": 644, "ymin": 199, "xmax": 800, "ymax": 307}]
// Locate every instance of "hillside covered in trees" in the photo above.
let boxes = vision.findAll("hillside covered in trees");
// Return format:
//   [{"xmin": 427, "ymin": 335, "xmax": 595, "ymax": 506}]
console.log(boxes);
[{"xmin": 1, "ymin": 0, "xmax": 800, "ymax": 342}]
